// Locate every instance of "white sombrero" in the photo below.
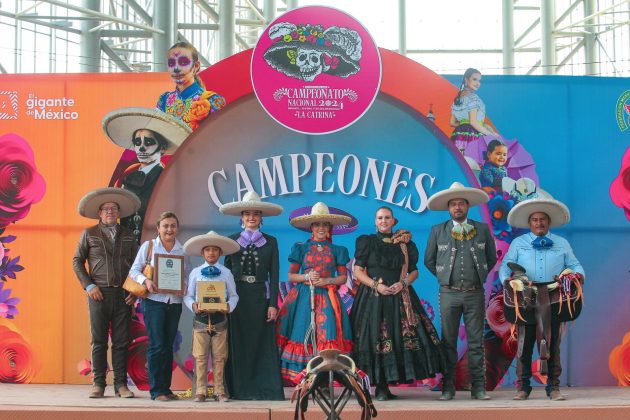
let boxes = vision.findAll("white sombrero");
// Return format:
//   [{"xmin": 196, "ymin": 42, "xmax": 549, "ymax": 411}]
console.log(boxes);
[
  {"xmin": 219, "ymin": 190, "xmax": 283, "ymax": 217},
  {"xmin": 427, "ymin": 181, "xmax": 489, "ymax": 211},
  {"xmin": 183, "ymin": 230, "xmax": 240, "ymax": 256},
  {"xmin": 102, "ymin": 107, "xmax": 192, "ymax": 154},
  {"xmin": 78, "ymin": 187, "xmax": 141, "ymax": 219},
  {"xmin": 507, "ymin": 197, "xmax": 570, "ymax": 228},
  {"xmin": 290, "ymin": 202, "xmax": 351, "ymax": 229}
]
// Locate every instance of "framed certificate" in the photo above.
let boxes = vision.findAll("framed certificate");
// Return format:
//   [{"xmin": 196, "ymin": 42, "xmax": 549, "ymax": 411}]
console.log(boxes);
[
  {"xmin": 197, "ymin": 281, "xmax": 228, "ymax": 311},
  {"xmin": 154, "ymin": 254, "xmax": 185, "ymax": 295}
]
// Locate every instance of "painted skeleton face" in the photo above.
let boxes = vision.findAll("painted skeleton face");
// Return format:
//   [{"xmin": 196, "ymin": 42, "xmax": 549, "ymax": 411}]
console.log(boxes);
[
  {"xmin": 167, "ymin": 47, "xmax": 199, "ymax": 89},
  {"xmin": 132, "ymin": 129, "xmax": 162, "ymax": 165},
  {"xmin": 296, "ymin": 47, "xmax": 324, "ymax": 82}
]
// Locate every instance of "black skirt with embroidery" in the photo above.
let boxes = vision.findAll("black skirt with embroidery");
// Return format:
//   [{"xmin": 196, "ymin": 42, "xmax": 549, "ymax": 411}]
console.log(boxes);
[{"xmin": 349, "ymin": 233, "xmax": 444, "ymax": 384}]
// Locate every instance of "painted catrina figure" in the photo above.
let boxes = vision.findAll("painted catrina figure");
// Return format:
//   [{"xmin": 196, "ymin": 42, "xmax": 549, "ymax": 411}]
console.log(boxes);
[
  {"xmin": 276, "ymin": 202, "xmax": 353, "ymax": 386},
  {"xmin": 102, "ymin": 107, "xmax": 191, "ymax": 242},
  {"xmin": 156, "ymin": 41, "xmax": 226, "ymax": 131},
  {"xmin": 220, "ymin": 191, "xmax": 285, "ymax": 400}
]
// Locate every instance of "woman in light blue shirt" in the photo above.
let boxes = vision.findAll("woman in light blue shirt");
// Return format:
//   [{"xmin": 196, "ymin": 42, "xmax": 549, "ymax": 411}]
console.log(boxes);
[{"xmin": 129, "ymin": 211, "xmax": 191, "ymax": 401}]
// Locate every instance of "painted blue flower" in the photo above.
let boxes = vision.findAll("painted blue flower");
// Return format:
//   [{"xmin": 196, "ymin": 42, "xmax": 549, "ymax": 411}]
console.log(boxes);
[
  {"xmin": 487, "ymin": 192, "xmax": 524, "ymax": 243},
  {"xmin": 0, "ymin": 281, "xmax": 19, "ymax": 319}
]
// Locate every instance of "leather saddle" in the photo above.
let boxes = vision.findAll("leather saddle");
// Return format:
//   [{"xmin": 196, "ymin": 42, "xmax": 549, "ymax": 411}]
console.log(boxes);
[
  {"xmin": 291, "ymin": 349, "xmax": 377, "ymax": 420},
  {"xmin": 503, "ymin": 262, "xmax": 584, "ymax": 374},
  {"xmin": 503, "ymin": 262, "xmax": 583, "ymax": 326}
]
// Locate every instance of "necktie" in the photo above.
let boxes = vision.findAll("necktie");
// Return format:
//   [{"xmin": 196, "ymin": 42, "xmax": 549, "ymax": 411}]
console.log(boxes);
[
  {"xmin": 201, "ymin": 265, "xmax": 221, "ymax": 278},
  {"xmin": 237, "ymin": 230, "xmax": 266, "ymax": 248},
  {"xmin": 532, "ymin": 236, "xmax": 554, "ymax": 249},
  {"xmin": 452, "ymin": 222, "xmax": 476, "ymax": 241}
]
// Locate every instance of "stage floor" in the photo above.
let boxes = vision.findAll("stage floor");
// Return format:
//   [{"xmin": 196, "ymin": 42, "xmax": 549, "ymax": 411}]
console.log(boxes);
[{"xmin": 1, "ymin": 385, "xmax": 629, "ymax": 420}]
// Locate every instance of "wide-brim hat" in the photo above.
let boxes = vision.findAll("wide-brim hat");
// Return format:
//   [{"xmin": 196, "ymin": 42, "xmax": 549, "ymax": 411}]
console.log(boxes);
[
  {"xmin": 78, "ymin": 187, "xmax": 141, "ymax": 219},
  {"xmin": 290, "ymin": 202, "xmax": 351, "ymax": 229},
  {"xmin": 263, "ymin": 23, "xmax": 361, "ymax": 80},
  {"xmin": 102, "ymin": 107, "xmax": 192, "ymax": 154},
  {"xmin": 507, "ymin": 197, "xmax": 570, "ymax": 228},
  {"xmin": 183, "ymin": 230, "xmax": 240, "ymax": 256},
  {"xmin": 427, "ymin": 181, "xmax": 489, "ymax": 211},
  {"xmin": 219, "ymin": 190, "xmax": 283, "ymax": 217}
]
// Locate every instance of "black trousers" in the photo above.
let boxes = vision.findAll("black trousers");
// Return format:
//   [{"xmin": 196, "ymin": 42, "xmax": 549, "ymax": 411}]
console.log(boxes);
[
  {"xmin": 88, "ymin": 287, "xmax": 131, "ymax": 389},
  {"xmin": 516, "ymin": 322, "xmax": 562, "ymax": 394},
  {"xmin": 439, "ymin": 289, "xmax": 485, "ymax": 392}
]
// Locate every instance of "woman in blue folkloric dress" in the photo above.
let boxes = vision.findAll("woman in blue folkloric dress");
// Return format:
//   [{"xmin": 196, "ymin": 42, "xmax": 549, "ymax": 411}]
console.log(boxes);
[
  {"xmin": 450, "ymin": 67, "xmax": 498, "ymax": 153},
  {"xmin": 277, "ymin": 202, "xmax": 354, "ymax": 385}
]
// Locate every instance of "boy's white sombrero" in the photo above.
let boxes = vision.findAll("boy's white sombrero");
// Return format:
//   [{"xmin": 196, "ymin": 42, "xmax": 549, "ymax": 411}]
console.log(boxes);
[{"xmin": 183, "ymin": 231, "xmax": 240, "ymax": 256}]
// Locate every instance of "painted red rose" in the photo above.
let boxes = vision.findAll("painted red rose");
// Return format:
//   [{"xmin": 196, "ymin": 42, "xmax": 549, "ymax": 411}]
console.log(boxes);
[
  {"xmin": 0, "ymin": 134, "xmax": 46, "ymax": 227},
  {"xmin": 0, "ymin": 320, "xmax": 39, "ymax": 383},
  {"xmin": 610, "ymin": 146, "xmax": 630, "ymax": 221}
]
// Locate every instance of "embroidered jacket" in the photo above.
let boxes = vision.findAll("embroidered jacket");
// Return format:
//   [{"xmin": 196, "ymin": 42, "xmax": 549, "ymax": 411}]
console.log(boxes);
[{"xmin": 424, "ymin": 219, "xmax": 497, "ymax": 287}]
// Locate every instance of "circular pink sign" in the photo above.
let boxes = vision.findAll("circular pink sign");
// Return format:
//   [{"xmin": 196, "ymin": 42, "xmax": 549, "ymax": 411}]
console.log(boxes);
[{"xmin": 251, "ymin": 6, "xmax": 382, "ymax": 135}]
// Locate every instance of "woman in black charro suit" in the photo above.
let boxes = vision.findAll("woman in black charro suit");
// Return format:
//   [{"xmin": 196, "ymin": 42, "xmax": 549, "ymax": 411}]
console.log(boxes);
[{"xmin": 220, "ymin": 190, "xmax": 285, "ymax": 400}]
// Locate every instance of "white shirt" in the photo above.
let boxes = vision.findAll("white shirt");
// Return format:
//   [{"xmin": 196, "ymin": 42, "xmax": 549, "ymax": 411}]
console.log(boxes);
[
  {"xmin": 129, "ymin": 236, "xmax": 191, "ymax": 304},
  {"xmin": 139, "ymin": 160, "xmax": 161, "ymax": 174},
  {"xmin": 184, "ymin": 261, "xmax": 239, "ymax": 313}
]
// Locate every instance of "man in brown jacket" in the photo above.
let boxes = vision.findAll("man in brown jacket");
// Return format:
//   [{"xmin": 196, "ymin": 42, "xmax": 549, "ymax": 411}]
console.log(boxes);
[{"xmin": 73, "ymin": 187, "xmax": 140, "ymax": 398}]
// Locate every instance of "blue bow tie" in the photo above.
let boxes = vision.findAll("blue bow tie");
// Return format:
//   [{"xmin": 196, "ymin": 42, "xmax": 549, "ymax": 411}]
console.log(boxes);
[
  {"xmin": 532, "ymin": 236, "xmax": 554, "ymax": 249},
  {"xmin": 201, "ymin": 265, "xmax": 221, "ymax": 278}
]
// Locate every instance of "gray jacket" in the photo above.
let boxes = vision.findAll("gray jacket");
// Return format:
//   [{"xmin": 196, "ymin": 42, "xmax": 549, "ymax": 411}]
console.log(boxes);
[{"xmin": 423, "ymin": 219, "xmax": 497, "ymax": 286}]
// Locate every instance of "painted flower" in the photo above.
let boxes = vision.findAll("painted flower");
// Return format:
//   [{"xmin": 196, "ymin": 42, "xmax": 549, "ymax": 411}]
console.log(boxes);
[
  {"xmin": 77, "ymin": 359, "xmax": 91, "ymax": 376},
  {"xmin": 608, "ymin": 331, "xmax": 630, "ymax": 386},
  {"xmin": 0, "ymin": 255, "xmax": 24, "ymax": 282},
  {"xmin": 610, "ymin": 146, "xmax": 630, "ymax": 221},
  {"xmin": 165, "ymin": 92, "xmax": 177, "ymax": 107},
  {"xmin": 485, "ymin": 293, "xmax": 511, "ymax": 341},
  {"xmin": 0, "ymin": 282, "xmax": 19, "ymax": 319},
  {"xmin": 0, "ymin": 134, "xmax": 46, "ymax": 227},
  {"xmin": 487, "ymin": 191, "xmax": 523, "ymax": 243},
  {"xmin": 0, "ymin": 320, "xmax": 39, "ymax": 383}
]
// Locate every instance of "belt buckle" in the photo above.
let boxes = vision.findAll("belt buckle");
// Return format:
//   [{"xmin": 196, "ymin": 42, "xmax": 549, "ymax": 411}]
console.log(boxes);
[{"xmin": 242, "ymin": 275, "xmax": 256, "ymax": 284}]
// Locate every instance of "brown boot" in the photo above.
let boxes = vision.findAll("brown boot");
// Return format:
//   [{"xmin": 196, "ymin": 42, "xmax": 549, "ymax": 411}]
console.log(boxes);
[
  {"xmin": 115, "ymin": 385, "xmax": 135, "ymax": 398},
  {"xmin": 194, "ymin": 394, "xmax": 206, "ymax": 402},
  {"xmin": 89, "ymin": 385, "xmax": 105, "ymax": 398},
  {"xmin": 513, "ymin": 390, "xmax": 529, "ymax": 400},
  {"xmin": 548, "ymin": 389, "xmax": 566, "ymax": 401}
]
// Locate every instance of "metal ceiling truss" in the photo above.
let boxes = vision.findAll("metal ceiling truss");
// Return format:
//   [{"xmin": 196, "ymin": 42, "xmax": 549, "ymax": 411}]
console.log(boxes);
[
  {"xmin": 502, "ymin": 0, "xmax": 630, "ymax": 75},
  {"xmin": 1, "ymin": 0, "xmax": 297, "ymax": 73}
]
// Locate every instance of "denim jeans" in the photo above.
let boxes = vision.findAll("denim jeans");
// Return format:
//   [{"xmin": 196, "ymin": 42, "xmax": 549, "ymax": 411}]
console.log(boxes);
[{"xmin": 143, "ymin": 298, "xmax": 182, "ymax": 399}]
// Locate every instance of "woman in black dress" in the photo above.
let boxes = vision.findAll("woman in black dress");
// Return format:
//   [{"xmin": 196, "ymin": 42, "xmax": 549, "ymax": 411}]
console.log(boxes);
[
  {"xmin": 350, "ymin": 206, "xmax": 444, "ymax": 400},
  {"xmin": 220, "ymin": 191, "xmax": 285, "ymax": 400}
]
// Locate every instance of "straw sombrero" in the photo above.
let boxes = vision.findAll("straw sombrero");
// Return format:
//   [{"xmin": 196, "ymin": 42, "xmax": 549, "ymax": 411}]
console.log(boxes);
[
  {"xmin": 507, "ymin": 197, "xmax": 570, "ymax": 228},
  {"xmin": 78, "ymin": 187, "xmax": 141, "ymax": 219},
  {"xmin": 102, "ymin": 107, "xmax": 191, "ymax": 154},
  {"xmin": 183, "ymin": 231, "xmax": 240, "ymax": 256},
  {"xmin": 289, "ymin": 202, "xmax": 351, "ymax": 229},
  {"xmin": 427, "ymin": 181, "xmax": 489, "ymax": 211},
  {"xmin": 219, "ymin": 190, "xmax": 283, "ymax": 217}
]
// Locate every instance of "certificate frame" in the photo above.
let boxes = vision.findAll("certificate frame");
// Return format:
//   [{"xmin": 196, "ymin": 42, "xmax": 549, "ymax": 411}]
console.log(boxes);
[{"xmin": 154, "ymin": 253, "xmax": 185, "ymax": 295}]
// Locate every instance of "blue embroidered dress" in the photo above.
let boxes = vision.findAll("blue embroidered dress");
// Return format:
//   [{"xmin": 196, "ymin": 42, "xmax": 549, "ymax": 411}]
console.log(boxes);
[
  {"xmin": 479, "ymin": 161, "xmax": 508, "ymax": 191},
  {"xmin": 276, "ymin": 239, "xmax": 353, "ymax": 385},
  {"xmin": 156, "ymin": 81, "xmax": 226, "ymax": 130}
]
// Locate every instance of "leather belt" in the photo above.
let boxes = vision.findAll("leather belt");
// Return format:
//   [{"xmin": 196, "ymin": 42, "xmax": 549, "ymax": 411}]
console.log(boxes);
[
  {"xmin": 240, "ymin": 275, "xmax": 256, "ymax": 283},
  {"xmin": 443, "ymin": 284, "xmax": 480, "ymax": 292}
]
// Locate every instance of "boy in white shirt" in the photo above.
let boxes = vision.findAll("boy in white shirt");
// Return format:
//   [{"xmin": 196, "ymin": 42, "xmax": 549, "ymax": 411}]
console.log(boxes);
[{"xmin": 183, "ymin": 231, "xmax": 240, "ymax": 402}]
